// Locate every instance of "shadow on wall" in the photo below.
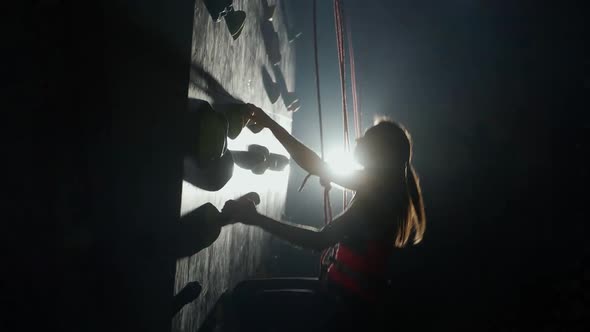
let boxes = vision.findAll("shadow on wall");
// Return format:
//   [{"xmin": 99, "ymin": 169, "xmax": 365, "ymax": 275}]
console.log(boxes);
[
  {"xmin": 259, "ymin": 1, "xmax": 300, "ymax": 112},
  {"xmin": 190, "ymin": 62, "xmax": 243, "ymax": 105},
  {"xmin": 184, "ymin": 63, "xmax": 289, "ymax": 191}
]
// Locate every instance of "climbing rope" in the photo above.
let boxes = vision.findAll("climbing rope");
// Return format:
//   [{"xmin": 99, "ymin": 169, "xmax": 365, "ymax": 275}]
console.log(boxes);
[
  {"xmin": 336, "ymin": 0, "xmax": 362, "ymax": 142},
  {"xmin": 334, "ymin": 0, "xmax": 362, "ymax": 209},
  {"xmin": 299, "ymin": 0, "xmax": 334, "ymax": 232},
  {"xmin": 334, "ymin": 0, "xmax": 351, "ymax": 154},
  {"xmin": 304, "ymin": 0, "xmax": 333, "ymax": 225},
  {"xmin": 334, "ymin": 0, "xmax": 350, "ymax": 208},
  {"xmin": 301, "ymin": 0, "xmax": 362, "ymax": 220},
  {"xmin": 307, "ymin": 0, "xmax": 358, "ymax": 275},
  {"xmin": 347, "ymin": 16, "xmax": 362, "ymax": 139}
]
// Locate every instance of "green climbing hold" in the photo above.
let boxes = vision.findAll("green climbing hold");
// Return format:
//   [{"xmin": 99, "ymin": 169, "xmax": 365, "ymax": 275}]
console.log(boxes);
[
  {"xmin": 196, "ymin": 110, "xmax": 228, "ymax": 166},
  {"xmin": 223, "ymin": 105, "xmax": 249, "ymax": 140}
]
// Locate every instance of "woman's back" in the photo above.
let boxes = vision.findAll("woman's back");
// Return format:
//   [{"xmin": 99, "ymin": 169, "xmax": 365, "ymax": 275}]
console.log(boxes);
[{"xmin": 321, "ymin": 190, "xmax": 402, "ymax": 302}]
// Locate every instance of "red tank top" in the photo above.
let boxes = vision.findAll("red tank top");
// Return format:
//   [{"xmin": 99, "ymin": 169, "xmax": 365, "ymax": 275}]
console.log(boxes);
[{"xmin": 323, "ymin": 240, "xmax": 391, "ymax": 302}]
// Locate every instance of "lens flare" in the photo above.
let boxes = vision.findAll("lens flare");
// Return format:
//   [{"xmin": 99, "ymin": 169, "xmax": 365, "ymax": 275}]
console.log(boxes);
[{"xmin": 326, "ymin": 148, "xmax": 363, "ymax": 175}]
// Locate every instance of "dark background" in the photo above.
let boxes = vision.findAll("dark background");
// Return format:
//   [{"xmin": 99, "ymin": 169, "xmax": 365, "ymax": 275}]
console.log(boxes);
[
  {"xmin": 5, "ymin": 1, "xmax": 587, "ymax": 331},
  {"xmin": 6, "ymin": 1, "xmax": 195, "ymax": 331}
]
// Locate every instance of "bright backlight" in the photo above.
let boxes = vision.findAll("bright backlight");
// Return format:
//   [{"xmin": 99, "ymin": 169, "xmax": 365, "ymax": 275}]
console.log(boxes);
[{"xmin": 326, "ymin": 148, "xmax": 363, "ymax": 175}]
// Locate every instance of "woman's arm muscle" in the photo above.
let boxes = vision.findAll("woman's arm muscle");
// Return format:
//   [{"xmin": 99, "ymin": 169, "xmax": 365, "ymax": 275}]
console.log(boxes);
[{"xmin": 245, "ymin": 202, "xmax": 363, "ymax": 252}]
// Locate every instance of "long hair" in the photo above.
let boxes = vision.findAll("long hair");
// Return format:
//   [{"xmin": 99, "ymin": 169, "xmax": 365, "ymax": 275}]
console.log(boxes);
[
  {"xmin": 396, "ymin": 162, "xmax": 426, "ymax": 247},
  {"xmin": 365, "ymin": 117, "xmax": 426, "ymax": 247}
]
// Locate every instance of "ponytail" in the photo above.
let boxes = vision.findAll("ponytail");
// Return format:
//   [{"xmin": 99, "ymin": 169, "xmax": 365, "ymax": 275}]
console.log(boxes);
[
  {"xmin": 406, "ymin": 163, "xmax": 426, "ymax": 244},
  {"xmin": 394, "ymin": 162, "xmax": 426, "ymax": 247},
  {"xmin": 364, "ymin": 118, "xmax": 426, "ymax": 247}
]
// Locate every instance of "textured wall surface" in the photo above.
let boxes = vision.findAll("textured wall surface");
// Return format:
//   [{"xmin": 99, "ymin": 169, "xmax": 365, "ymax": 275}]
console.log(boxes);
[{"xmin": 173, "ymin": 1, "xmax": 295, "ymax": 331}]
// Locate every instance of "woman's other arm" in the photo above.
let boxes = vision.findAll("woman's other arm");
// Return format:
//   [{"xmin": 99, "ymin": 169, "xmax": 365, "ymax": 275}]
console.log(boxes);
[{"xmin": 222, "ymin": 198, "xmax": 363, "ymax": 251}]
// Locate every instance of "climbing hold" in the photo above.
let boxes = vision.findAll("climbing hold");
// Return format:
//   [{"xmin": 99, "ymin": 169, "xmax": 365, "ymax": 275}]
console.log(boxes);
[
  {"xmin": 248, "ymin": 144, "xmax": 270, "ymax": 159},
  {"xmin": 261, "ymin": 21, "xmax": 281, "ymax": 65},
  {"xmin": 242, "ymin": 144, "xmax": 289, "ymax": 175},
  {"xmin": 263, "ymin": 4, "xmax": 276, "ymax": 21},
  {"xmin": 238, "ymin": 192, "xmax": 261, "ymax": 205},
  {"xmin": 203, "ymin": 0, "xmax": 233, "ymax": 22},
  {"xmin": 176, "ymin": 202, "xmax": 224, "ymax": 257},
  {"xmin": 248, "ymin": 144, "xmax": 270, "ymax": 175},
  {"xmin": 251, "ymin": 163, "xmax": 267, "ymax": 175},
  {"xmin": 172, "ymin": 281, "xmax": 203, "ymax": 316},
  {"xmin": 287, "ymin": 99, "xmax": 301, "ymax": 112},
  {"xmin": 230, "ymin": 150, "xmax": 266, "ymax": 171},
  {"xmin": 220, "ymin": 104, "xmax": 249, "ymax": 139},
  {"xmin": 261, "ymin": 66, "xmax": 280, "ymax": 104},
  {"xmin": 283, "ymin": 92, "xmax": 300, "ymax": 112},
  {"xmin": 225, "ymin": 9, "xmax": 246, "ymax": 40},
  {"xmin": 202, "ymin": 0, "xmax": 246, "ymax": 40},
  {"xmin": 184, "ymin": 149, "xmax": 234, "ymax": 192},
  {"xmin": 246, "ymin": 120, "xmax": 264, "ymax": 134},
  {"xmin": 196, "ymin": 110, "xmax": 229, "ymax": 166},
  {"xmin": 267, "ymin": 153, "xmax": 289, "ymax": 171},
  {"xmin": 185, "ymin": 99, "xmax": 229, "ymax": 167}
]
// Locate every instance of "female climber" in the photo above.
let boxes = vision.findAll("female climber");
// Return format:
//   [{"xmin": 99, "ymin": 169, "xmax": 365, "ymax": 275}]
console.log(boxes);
[{"xmin": 199, "ymin": 104, "xmax": 426, "ymax": 332}]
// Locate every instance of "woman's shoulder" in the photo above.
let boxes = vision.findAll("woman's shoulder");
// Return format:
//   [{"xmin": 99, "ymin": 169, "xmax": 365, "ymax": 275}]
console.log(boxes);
[
  {"xmin": 344, "ymin": 195, "xmax": 393, "ymax": 225},
  {"xmin": 353, "ymin": 187, "xmax": 403, "ymax": 211}
]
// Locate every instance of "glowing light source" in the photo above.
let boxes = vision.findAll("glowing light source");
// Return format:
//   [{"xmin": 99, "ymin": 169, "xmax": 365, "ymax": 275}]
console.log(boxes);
[{"xmin": 326, "ymin": 148, "xmax": 363, "ymax": 175}]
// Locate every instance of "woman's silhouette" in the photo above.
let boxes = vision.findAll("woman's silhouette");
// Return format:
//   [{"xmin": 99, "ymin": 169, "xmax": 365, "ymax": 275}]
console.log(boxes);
[{"xmin": 200, "ymin": 104, "xmax": 426, "ymax": 332}]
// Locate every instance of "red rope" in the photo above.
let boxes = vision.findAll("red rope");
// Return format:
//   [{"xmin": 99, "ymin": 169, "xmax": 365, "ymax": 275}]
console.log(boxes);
[
  {"xmin": 334, "ymin": 0, "xmax": 356, "ymax": 209},
  {"xmin": 336, "ymin": 0, "xmax": 363, "ymax": 210},
  {"xmin": 311, "ymin": 0, "xmax": 363, "ymax": 278},
  {"xmin": 307, "ymin": 0, "xmax": 362, "ymax": 226}
]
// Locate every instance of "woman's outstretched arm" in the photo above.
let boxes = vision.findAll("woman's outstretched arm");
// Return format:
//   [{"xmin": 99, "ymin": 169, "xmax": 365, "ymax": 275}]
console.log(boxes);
[
  {"xmin": 249, "ymin": 103, "xmax": 325, "ymax": 176},
  {"xmin": 247, "ymin": 104, "xmax": 370, "ymax": 191}
]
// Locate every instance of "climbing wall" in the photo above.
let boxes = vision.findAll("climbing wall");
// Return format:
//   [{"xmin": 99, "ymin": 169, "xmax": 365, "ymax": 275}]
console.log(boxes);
[{"xmin": 173, "ymin": 1, "xmax": 295, "ymax": 331}]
